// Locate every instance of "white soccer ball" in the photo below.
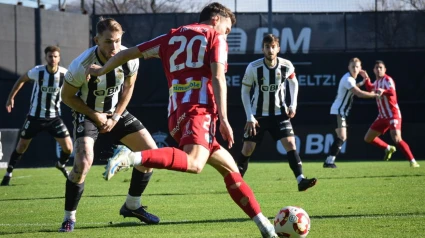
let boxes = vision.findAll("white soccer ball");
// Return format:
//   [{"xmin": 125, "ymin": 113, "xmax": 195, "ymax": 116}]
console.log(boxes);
[{"xmin": 273, "ymin": 206, "xmax": 310, "ymax": 237}]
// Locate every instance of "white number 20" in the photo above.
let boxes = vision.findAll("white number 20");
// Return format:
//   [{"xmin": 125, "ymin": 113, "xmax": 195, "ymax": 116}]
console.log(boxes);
[{"xmin": 169, "ymin": 35, "xmax": 207, "ymax": 72}]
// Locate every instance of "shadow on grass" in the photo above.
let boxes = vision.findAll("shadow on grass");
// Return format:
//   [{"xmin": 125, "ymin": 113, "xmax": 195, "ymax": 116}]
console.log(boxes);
[
  {"xmin": 2, "ymin": 212, "xmax": 425, "ymax": 235},
  {"xmin": 317, "ymin": 174, "xmax": 425, "ymax": 180}
]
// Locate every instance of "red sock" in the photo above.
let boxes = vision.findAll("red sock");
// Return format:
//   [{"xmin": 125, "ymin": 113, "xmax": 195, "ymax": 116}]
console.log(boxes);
[
  {"xmin": 224, "ymin": 172, "xmax": 261, "ymax": 219},
  {"xmin": 396, "ymin": 140, "xmax": 414, "ymax": 161},
  {"xmin": 141, "ymin": 148, "xmax": 187, "ymax": 172},
  {"xmin": 369, "ymin": 137, "xmax": 388, "ymax": 150}
]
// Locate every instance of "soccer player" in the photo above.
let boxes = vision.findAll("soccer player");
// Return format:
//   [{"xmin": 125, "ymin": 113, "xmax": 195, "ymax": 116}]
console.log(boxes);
[
  {"xmin": 323, "ymin": 58, "xmax": 382, "ymax": 168},
  {"xmin": 86, "ymin": 3, "xmax": 278, "ymax": 237},
  {"xmin": 1, "ymin": 46, "xmax": 73, "ymax": 186},
  {"xmin": 236, "ymin": 34, "xmax": 316, "ymax": 192},
  {"xmin": 58, "ymin": 17, "xmax": 160, "ymax": 232},
  {"xmin": 362, "ymin": 60, "xmax": 420, "ymax": 168}
]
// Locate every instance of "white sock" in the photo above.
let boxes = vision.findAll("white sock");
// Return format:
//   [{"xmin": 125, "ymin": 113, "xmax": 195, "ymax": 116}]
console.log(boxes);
[
  {"xmin": 296, "ymin": 174, "xmax": 305, "ymax": 184},
  {"xmin": 130, "ymin": 151, "xmax": 142, "ymax": 166},
  {"xmin": 125, "ymin": 194, "xmax": 141, "ymax": 210},
  {"xmin": 5, "ymin": 172, "xmax": 12, "ymax": 177},
  {"xmin": 253, "ymin": 213, "xmax": 270, "ymax": 229},
  {"xmin": 64, "ymin": 210, "xmax": 76, "ymax": 221},
  {"xmin": 325, "ymin": 155, "xmax": 335, "ymax": 164},
  {"xmin": 410, "ymin": 159, "xmax": 417, "ymax": 163}
]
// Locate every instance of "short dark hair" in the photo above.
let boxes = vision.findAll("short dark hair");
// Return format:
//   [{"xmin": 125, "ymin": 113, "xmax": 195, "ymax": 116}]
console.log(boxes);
[
  {"xmin": 375, "ymin": 60, "xmax": 385, "ymax": 67},
  {"xmin": 262, "ymin": 34, "xmax": 279, "ymax": 47},
  {"xmin": 199, "ymin": 2, "xmax": 236, "ymax": 25},
  {"xmin": 44, "ymin": 45, "xmax": 60, "ymax": 55},
  {"xmin": 96, "ymin": 17, "xmax": 124, "ymax": 36}
]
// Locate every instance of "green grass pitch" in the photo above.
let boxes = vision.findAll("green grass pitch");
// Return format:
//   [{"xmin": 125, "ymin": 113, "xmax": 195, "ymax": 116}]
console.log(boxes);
[{"xmin": 0, "ymin": 161, "xmax": 424, "ymax": 237}]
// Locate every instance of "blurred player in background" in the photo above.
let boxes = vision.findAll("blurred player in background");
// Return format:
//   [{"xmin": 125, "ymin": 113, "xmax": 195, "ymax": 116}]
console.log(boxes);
[
  {"xmin": 58, "ymin": 17, "xmax": 159, "ymax": 232},
  {"xmin": 236, "ymin": 34, "xmax": 317, "ymax": 192},
  {"xmin": 1, "ymin": 46, "xmax": 72, "ymax": 186},
  {"xmin": 362, "ymin": 60, "xmax": 420, "ymax": 168},
  {"xmin": 86, "ymin": 3, "xmax": 278, "ymax": 237},
  {"xmin": 323, "ymin": 58, "xmax": 382, "ymax": 168}
]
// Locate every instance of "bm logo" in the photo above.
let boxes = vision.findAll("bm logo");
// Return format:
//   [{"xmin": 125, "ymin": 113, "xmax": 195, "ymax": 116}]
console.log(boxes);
[
  {"xmin": 261, "ymin": 84, "xmax": 279, "ymax": 92},
  {"xmin": 41, "ymin": 86, "xmax": 60, "ymax": 93},
  {"xmin": 94, "ymin": 86, "xmax": 119, "ymax": 96}
]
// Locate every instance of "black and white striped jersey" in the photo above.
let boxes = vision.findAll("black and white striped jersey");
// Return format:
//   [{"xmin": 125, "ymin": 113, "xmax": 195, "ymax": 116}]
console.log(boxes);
[
  {"xmin": 330, "ymin": 72, "xmax": 357, "ymax": 117},
  {"xmin": 242, "ymin": 57, "xmax": 296, "ymax": 116},
  {"xmin": 64, "ymin": 45, "xmax": 139, "ymax": 113},
  {"xmin": 27, "ymin": 65, "xmax": 67, "ymax": 118}
]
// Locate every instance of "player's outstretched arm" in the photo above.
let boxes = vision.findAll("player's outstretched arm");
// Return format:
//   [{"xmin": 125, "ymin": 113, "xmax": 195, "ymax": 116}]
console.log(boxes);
[
  {"xmin": 5, "ymin": 73, "xmax": 31, "ymax": 113},
  {"xmin": 350, "ymin": 86, "xmax": 380, "ymax": 99},
  {"xmin": 86, "ymin": 46, "xmax": 143, "ymax": 76}
]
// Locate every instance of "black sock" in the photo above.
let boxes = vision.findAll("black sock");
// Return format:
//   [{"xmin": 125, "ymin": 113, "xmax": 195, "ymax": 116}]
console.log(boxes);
[
  {"xmin": 329, "ymin": 138, "xmax": 344, "ymax": 157},
  {"xmin": 65, "ymin": 179, "xmax": 85, "ymax": 211},
  {"xmin": 59, "ymin": 150, "xmax": 71, "ymax": 165},
  {"xmin": 237, "ymin": 152, "xmax": 250, "ymax": 177},
  {"xmin": 287, "ymin": 150, "xmax": 303, "ymax": 178},
  {"xmin": 128, "ymin": 169, "xmax": 153, "ymax": 197},
  {"xmin": 6, "ymin": 150, "xmax": 23, "ymax": 174}
]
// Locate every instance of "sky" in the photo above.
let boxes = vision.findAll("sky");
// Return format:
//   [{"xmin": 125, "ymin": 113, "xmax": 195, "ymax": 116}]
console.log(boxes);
[{"xmin": 0, "ymin": 0, "xmax": 416, "ymax": 12}]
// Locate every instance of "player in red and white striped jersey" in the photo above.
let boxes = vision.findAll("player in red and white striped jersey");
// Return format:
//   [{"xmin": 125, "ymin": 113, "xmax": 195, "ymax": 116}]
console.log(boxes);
[
  {"xmin": 86, "ymin": 3, "xmax": 278, "ymax": 237},
  {"xmin": 362, "ymin": 60, "xmax": 419, "ymax": 167}
]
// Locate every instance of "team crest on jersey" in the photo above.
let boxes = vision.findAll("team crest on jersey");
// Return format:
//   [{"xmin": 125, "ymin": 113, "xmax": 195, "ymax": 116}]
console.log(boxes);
[
  {"xmin": 277, "ymin": 72, "xmax": 281, "ymax": 79},
  {"xmin": 152, "ymin": 131, "xmax": 169, "ymax": 148},
  {"xmin": 93, "ymin": 77, "xmax": 101, "ymax": 84},
  {"xmin": 260, "ymin": 77, "xmax": 265, "ymax": 81},
  {"xmin": 116, "ymin": 68, "xmax": 124, "ymax": 80},
  {"xmin": 77, "ymin": 125, "xmax": 84, "ymax": 133}
]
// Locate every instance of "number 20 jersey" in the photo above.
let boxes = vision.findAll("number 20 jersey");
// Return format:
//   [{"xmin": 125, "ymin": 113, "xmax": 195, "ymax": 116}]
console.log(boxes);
[{"xmin": 136, "ymin": 23, "xmax": 228, "ymax": 116}]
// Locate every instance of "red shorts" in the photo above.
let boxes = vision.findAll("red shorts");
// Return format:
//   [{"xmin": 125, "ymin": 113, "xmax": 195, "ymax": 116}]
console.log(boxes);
[
  {"xmin": 370, "ymin": 117, "xmax": 402, "ymax": 134},
  {"xmin": 168, "ymin": 104, "xmax": 220, "ymax": 153}
]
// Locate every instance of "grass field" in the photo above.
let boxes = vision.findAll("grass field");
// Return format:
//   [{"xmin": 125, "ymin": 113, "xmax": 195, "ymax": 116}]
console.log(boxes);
[{"xmin": 0, "ymin": 161, "xmax": 424, "ymax": 237}]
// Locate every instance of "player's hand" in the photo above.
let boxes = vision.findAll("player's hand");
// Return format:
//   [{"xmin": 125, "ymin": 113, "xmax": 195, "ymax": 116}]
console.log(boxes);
[
  {"xmin": 85, "ymin": 64, "xmax": 104, "ymax": 79},
  {"xmin": 219, "ymin": 119, "xmax": 234, "ymax": 149},
  {"xmin": 5, "ymin": 98, "xmax": 14, "ymax": 113},
  {"xmin": 288, "ymin": 107, "xmax": 296, "ymax": 118},
  {"xmin": 99, "ymin": 119, "xmax": 117, "ymax": 133},
  {"xmin": 244, "ymin": 118, "xmax": 259, "ymax": 137},
  {"xmin": 359, "ymin": 70, "xmax": 369, "ymax": 79},
  {"xmin": 375, "ymin": 88, "xmax": 384, "ymax": 97},
  {"xmin": 92, "ymin": 112, "xmax": 110, "ymax": 128}
]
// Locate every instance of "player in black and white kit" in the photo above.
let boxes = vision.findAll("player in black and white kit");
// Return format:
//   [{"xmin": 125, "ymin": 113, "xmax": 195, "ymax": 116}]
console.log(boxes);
[
  {"xmin": 58, "ymin": 18, "xmax": 159, "ymax": 232},
  {"xmin": 323, "ymin": 57, "xmax": 382, "ymax": 168},
  {"xmin": 1, "ymin": 46, "xmax": 73, "ymax": 186},
  {"xmin": 236, "ymin": 34, "xmax": 317, "ymax": 192}
]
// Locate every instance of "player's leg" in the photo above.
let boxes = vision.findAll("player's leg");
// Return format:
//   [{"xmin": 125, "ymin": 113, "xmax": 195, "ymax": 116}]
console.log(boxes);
[
  {"xmin": 1, "ymin": 117, "xmax": 39, "ymax": 186},
  {"xmin": 59, "ymin": 114, "xmax": 97, "ymax": 232},
  {"xmin": 388, "ymin": 120, "xmax": 419, "ymax": 167},
  {"xmin": 324, "ymin": 115, "xmax": 347, "ymax": 168},
  {"xmin": 238, "ymin": 141, "xmax": 257, "ymax": 176},
  {"xmin": 49, "ymin": 117, "xmax": 73, "ymax": 178},
  {"xmin": 279, "ymin": 136, "xmax": 317, "ymax": 191},
  {"xmin": 364, "ymin": 118, "xmax": 395, "ymax": 161},
  {"xmin": 115, "ymin": 113, "xmax": 160, "ymax": 224},
  {"xmin": 208, "ymin": 148, "xmax": 278, "ymax": 238}
]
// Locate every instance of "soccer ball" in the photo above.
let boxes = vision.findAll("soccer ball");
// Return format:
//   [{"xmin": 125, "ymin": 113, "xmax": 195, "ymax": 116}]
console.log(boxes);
[{"xmin": 273, "ymin": 206, "xmax": 310, "ymax": 237}]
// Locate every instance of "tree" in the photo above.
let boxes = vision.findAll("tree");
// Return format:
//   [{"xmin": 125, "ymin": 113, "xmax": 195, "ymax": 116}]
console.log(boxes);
[{"xmin": 54, "ymin": 0, "xmax": 206, "ymax": 14}]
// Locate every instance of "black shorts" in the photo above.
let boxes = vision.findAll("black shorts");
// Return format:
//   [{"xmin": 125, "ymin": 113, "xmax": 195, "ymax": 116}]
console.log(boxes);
[
  {"xmin": 243, "ymin": 114, "xmax": 295, "ymax": 144},
  {"xmin": 19, "ymin": 116, "xmax": 70, "ymax": 139},
  {"xmin": 331, "ymin": 114, "xmax": 348, "ymax": 128},
  {"xmin": 72, "ymin": 110, "xmax": 144, "ymax": 142}
]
